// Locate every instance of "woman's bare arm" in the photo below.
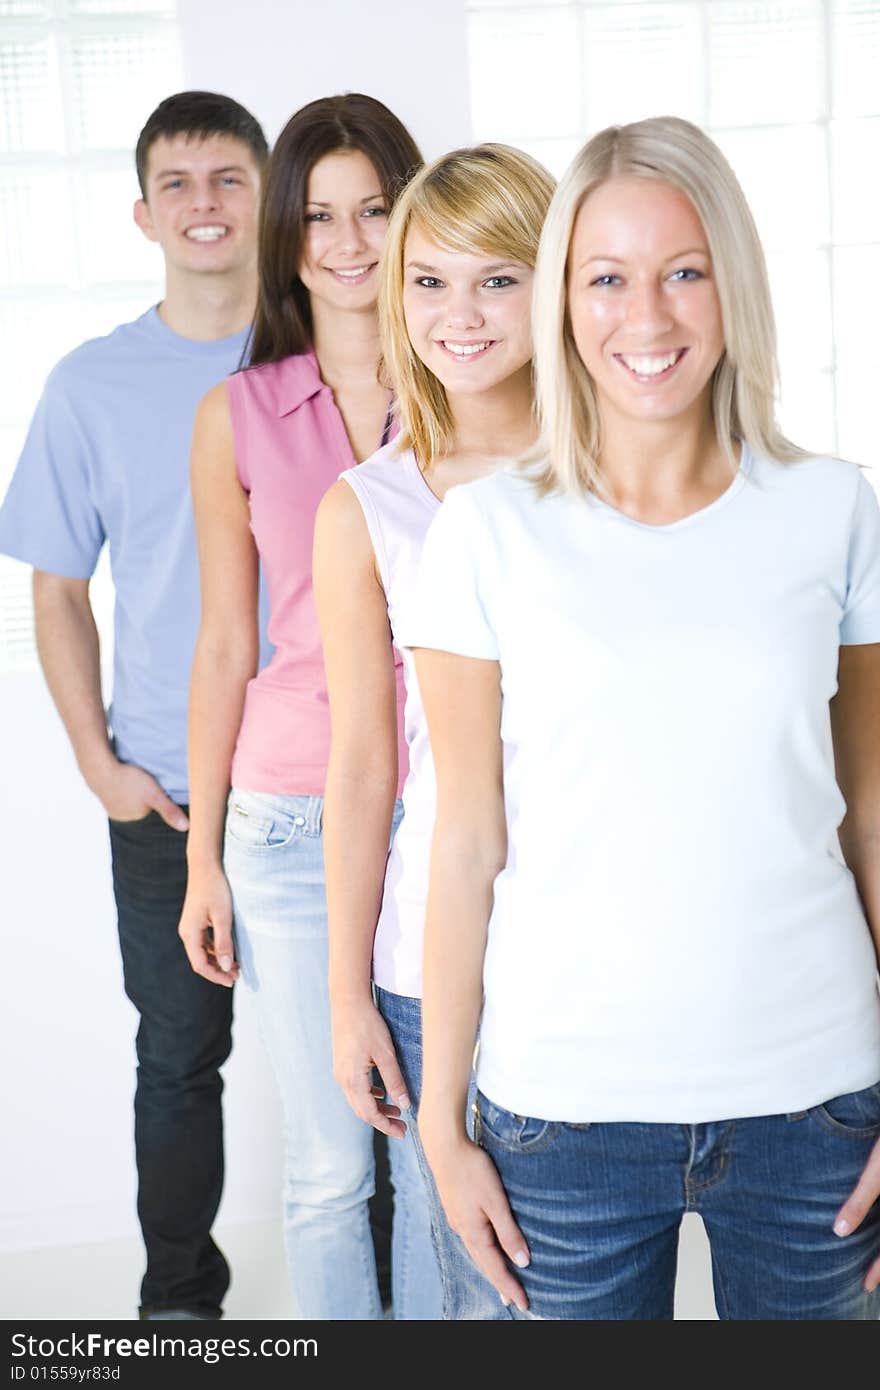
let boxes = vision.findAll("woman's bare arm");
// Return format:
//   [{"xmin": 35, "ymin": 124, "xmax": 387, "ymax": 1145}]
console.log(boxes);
[
  {"xmin": 178, "ymin": 381, "xmax": 259, "ymax": 987},
  {"xmin": 829, "ymin": 641, "xmax": 880, "ymax": 1290},
  {"xmin": 415, "ymin": 646, "xmax": 529, "ymax": 1310},
  {"xmin": 314, "ymin": 479, "xmax": 409, "ymax": 1134},
  {"xmin": 832, "ymin": 643, "xmax": 880, "ymax": 961}
]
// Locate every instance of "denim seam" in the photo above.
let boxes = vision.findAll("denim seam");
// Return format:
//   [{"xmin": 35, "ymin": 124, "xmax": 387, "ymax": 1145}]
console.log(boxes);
[
  {"xmin": 809, "ymin": 1107, "xmax": 880, "ymax": 1142},
  {"xmin": 685, "ymin": 1123, "xmax": 737, "ymax": 1202},
  {"xmin": 708, "ymin": 1243, "xmax": 732, "ymax": 1321}
]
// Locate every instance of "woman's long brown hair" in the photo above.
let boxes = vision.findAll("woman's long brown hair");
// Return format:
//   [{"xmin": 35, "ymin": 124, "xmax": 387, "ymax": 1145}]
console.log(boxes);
[{"xmin": 248, "ymin": 93, "xmax": 423, "ymax": 368}]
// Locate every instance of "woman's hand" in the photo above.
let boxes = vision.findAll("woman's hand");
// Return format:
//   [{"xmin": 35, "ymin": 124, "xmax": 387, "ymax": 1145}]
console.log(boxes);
[
  {"xmin": 331, "ymin": 997, "xmax": 410, "ymax": 1138},
  {"xmin": 178, "ymin": 862, "xmax": 239, "ymax": 988},
  {"xmin": 834, "ymin": 1133, "xmax": 880, "ymax": 1291},
  {"xmin": 423, "ymin": 1128, "xmax": 530, "ymax": 1311}
]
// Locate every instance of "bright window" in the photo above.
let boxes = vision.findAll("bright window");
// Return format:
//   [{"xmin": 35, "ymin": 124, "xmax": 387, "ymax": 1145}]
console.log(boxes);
[
  {"xmin": 0, "ymin": 0, "xmax": 183, "ymax": 670},
  {"xmin": 467, "ymin": 0, "xmax": 880, "ymax": 472}
]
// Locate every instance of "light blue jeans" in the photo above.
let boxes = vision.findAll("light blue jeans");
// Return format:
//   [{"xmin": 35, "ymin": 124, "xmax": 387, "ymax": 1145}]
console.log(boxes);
[{"xmin": 224, "ymin": 788, "xmax": 442, "ymax": 1320}]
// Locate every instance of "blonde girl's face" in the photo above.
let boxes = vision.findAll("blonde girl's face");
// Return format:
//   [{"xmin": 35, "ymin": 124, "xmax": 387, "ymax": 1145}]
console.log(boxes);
[
  {"xmin": 298, "ymin": 149, "xmax": 389, "ymax": 313},
  {"xmin": 402, "ymin": 222, "xmax": 535, "ymax": 397},
  {"xmin": 566, "ymin": 175, "xmax": 725, "ymax": 431}
]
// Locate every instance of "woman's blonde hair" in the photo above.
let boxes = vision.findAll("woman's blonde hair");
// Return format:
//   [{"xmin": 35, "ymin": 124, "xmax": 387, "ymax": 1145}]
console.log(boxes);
[
  {"xmin": 529, "ymin": 116, "xmax": 805, "ymax": 497},
  {"xmin": 379, "ymin": 143, "xmax": 555, "ymax": 465}
]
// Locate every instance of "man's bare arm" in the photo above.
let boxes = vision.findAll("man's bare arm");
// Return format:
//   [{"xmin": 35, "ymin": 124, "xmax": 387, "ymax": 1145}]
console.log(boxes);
[{"xmin": 32, "ymin": 570, "xmax": 187, "ymax": 828}]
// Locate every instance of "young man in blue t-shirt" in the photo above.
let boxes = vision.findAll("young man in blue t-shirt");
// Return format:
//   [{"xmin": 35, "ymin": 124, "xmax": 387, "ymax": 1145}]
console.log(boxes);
[{"xmin": 0, "ymin": 91, "xmax": 268, "ymax": 1320}]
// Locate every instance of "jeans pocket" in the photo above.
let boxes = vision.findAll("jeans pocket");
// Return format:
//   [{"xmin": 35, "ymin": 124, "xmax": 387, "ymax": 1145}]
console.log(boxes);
[
  {"xmin": 108, "ymin": 810, "xmax": 156, "ymax": 828},
  {"xmin": 475, "ymin": 1090, "xmax": 559, "ymax": 1154},
  {"xmin": 224, "ymin": 791, "xmax": 305, "ymax": 851},
  {"xmin": 811, "ymin": 1080, "xmax": 880, "ymax": 1139}
]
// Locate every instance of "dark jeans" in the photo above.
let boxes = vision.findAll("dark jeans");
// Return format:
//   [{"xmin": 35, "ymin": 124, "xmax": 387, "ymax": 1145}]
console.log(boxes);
[
  {"xmin": 108, "ymin": 810, "xmax": 232, "ymax": 1318},
  {"xmin": 476, "ymin": 1083, "xmax": 880, "ymax": 1319}
]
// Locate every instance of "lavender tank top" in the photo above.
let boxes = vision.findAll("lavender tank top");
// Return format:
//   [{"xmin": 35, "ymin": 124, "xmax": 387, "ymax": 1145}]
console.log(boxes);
[{"xmin": 342, "ymin": 443, "xmax": 441, "ymax": 996}]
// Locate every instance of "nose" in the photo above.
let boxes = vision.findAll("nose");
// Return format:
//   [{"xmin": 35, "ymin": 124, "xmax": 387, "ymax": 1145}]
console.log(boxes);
[
  {"xmin": 444, "ymin": 286, "xmax": 484, "ymax": 332},
  {"xmin": 626, "ymin": 276, "xmax": 674, "ymax": 339},
  {"xmin": 335, "ymin": 213, "xmax": 369, "ymax": 256},
  {"xmin": 190, "ymin": 179, "xmax": 220, "ymax": 214}
]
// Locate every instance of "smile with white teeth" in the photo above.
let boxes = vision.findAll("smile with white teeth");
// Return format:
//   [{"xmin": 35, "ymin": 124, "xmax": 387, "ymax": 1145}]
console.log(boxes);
[
  {"xmin": 441, "ymin": 340, "xmax": 494, "ymax": 358},
  {"xmin": 185, "ymin": 225, "xmax": 229, "ymax": 242},
  {"xmin": 329, "ymin": 265, "xmax": 375, "ymax": 282},
  {"xmin": 616, "ymin": 349, "xmax": 685, "ymax": 378}
]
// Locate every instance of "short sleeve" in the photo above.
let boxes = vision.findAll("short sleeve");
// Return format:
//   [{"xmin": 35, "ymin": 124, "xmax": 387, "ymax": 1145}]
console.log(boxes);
[
  {"xmin": 399, "ymin": 483, "xmax": 499, "ymax": 660},
  {"xmin": 0, "ymin": 370, "xmax": 105, "ymax": 578},
  {"xmin": 840, "ymin": 470, "xmax": 880, "ymax": 645}
]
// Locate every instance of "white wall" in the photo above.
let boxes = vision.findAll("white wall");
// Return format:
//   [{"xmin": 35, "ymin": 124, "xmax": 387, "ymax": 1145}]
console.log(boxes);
[
  {"xmin": 0, "ymin": 673, "xmax": 282, "ymax": 1254},
  {"xmin": 1, "ymin": 0, "xmax": 472, "ymax": 1265},
  {"xmin": 177, "ymin": 0, "xmax": 473, "ymax": 154}
]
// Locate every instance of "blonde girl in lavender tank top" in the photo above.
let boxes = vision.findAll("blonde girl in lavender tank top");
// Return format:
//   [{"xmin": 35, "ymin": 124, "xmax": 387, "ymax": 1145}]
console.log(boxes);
[{"xmin": 313, "ymin": 146, "xmax": 555, "ymax": 1319}]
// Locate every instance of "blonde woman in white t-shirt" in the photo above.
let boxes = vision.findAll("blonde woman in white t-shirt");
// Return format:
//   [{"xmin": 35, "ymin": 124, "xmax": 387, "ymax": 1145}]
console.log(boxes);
[
  {"xmin": 313, "ymin": 145, "xmax": 555, "ymax": 1319},
  {"xmin": 409, "ymin": 117, "xmax": 880, "ymax": 1320}
]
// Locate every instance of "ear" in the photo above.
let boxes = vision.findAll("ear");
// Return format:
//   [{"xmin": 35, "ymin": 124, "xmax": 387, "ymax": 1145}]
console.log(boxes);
[{"xmin": 133, "ymin": 198, "xmax": 158, "ymax": 243}]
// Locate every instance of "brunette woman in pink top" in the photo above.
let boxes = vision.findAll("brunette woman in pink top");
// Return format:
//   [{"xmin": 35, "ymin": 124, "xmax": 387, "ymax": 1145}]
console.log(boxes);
[{"xmin": 178, "ymin": 95, "xmax": 439, "ymax": 1320}]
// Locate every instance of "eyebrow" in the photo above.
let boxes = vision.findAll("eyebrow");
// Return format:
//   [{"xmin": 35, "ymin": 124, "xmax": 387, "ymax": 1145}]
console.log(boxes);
[
  {"xmin": 578, "ymin": 247, "xmax": 710, "ymax": 268},
  {"xmin": 405, "ymin": 260, "xmax": 522, "ymax": 274},
  {"xmin": 306, "ymin": 192, "xmax": 385, "ymax": 207},
  {"xmin": 155, "ymin": 164, "xmax": 249, "ymax": 179}
]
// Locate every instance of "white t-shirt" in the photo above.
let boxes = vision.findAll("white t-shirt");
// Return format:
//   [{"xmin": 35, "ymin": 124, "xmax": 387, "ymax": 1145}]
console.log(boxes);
[
  {"xmin": 341, "ymin": 445, "xmax": 439, "ymax": 997},
  {"xmin": 403, "ymin": 447, "xmax": 880, "ymax": 1123}
]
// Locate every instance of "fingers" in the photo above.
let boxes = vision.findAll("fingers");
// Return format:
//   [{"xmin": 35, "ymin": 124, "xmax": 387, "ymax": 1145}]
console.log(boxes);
[
  {"xmin": 436, "ymin": 1147, "xmax": 530, "ymax": 1312},
  {"xmin": 374, "ymin": 1041, "xmax": 410, "ymax": 1115},
  {"xmin": 833, "ymin": 1137, "xmax": 880, "ymax": 1242},
  {"xmin": 332, "ymin": 1008, "xmax": 410, "ymax": 1137},
  {"xmin": 180, "ymin": 928, "xmax": 233, "ymax": 987},
  {"xmin": 149, "ymin": 783, "xmax": 189, "ymax": 832},
  {"xmin": 464, "ymin": 1220, "xmax": 528, "ymax": 1312},
  {"xmin": 865, "ymin": 1253, "xmax": 880, "ymax": 1294},
  {"xmin": 178, "ymin": 907, "xmax": 237, "ymax": 989},
  {"xmin": 342, "ymin": 1071, "xmax": 406, "ymax": 1138},
  {"xmin": 484, "ymin": 1184, "xmax": 531, "ymax": 1276},
  {"xmin": 207, "ymin": 915, "xmax": 236, "ymax": 977}
]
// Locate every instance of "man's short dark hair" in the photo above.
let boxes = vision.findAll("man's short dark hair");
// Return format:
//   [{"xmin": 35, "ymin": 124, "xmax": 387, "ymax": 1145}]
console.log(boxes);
[{"xmin": 135, "ymin": 91, "xmax": 269, "ymax": 196}]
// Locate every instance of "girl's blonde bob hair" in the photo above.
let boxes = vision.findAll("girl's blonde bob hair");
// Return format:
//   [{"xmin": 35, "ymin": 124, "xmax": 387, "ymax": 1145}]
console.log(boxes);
[
  {"xmin": 379, "ymin": 143, "xmax": 555, "ymax": 465},
  {"xmin": 529, "ymin": 116, "xmax": 804, "ymax": 497}
]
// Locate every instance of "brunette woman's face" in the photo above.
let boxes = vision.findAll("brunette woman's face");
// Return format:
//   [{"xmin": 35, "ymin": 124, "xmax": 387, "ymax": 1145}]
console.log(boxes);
[
  {"xmin": 402, "ymin": 222, "xmax": 535, "ymax": 397},
  {"xmin": 566, "ymin": 176, "xmax": 725, "ymax": 431},
  {"xmin": 298, "ymin": 149, "xmax": 388, "ymax": 313}
]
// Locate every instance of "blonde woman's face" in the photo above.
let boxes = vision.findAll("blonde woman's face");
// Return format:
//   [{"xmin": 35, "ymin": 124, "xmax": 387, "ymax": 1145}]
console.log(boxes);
[
  {"xmin": 566, "ymin": 176, "xmax": 724, "ymax": 430},
  {"xmin": 402, "ymin": 223, "xmax": 535, "ymax": 398}
]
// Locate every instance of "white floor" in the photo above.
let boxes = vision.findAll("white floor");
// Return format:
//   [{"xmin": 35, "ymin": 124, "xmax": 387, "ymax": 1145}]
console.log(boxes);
[{"xmin": 0, "ymin": 1214, "xmax": 717, "ymax": 1321}]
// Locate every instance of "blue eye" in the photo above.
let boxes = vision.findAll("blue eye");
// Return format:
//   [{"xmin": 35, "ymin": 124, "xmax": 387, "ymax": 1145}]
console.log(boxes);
[
  {"xmin": 669, "ymin": 267, "xmax": 703, "ymax": 282},
  {"xmin": 361, "ymin": 205, "xmax": 387, "ymax": 218},
  {"xmin": 415, "ymin": 276, "xmax": 443, "ymax": 289},
  {"xmin": 589, "ymin": 274, "xmax": 621, "ymax": 288},
  {"xmin": 484, "ymin": 275, "xmax": 515, "ymax": 289}
]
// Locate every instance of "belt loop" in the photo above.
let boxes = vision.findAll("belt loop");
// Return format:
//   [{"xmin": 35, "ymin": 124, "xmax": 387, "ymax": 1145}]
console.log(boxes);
[{"xmin": 307, "ymin": 796, "xmax": 323, "ymax": 836}]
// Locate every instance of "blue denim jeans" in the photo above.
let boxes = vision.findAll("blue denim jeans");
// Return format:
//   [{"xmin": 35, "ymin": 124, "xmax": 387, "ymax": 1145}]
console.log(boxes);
[
  {"xmin": 225, "ymin": 789, "xmax": 441, "ymax": 1320},
  {"xmin": 108, "ymin": 809, "xmax": 232, "ymax": 1319},
  {"xmin": 475, "ymin": 1082, "xmax": 880, "ymax": 1320},
  {"xmin": 375, "ymin": 987, "xmax": 507, "ymax": 1320}
]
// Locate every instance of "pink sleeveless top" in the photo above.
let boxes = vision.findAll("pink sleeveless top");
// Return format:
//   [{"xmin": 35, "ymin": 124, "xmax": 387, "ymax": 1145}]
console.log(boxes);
[{"xmin": 227, "ymin": 352, "xmax": 408, "ymax": 795}]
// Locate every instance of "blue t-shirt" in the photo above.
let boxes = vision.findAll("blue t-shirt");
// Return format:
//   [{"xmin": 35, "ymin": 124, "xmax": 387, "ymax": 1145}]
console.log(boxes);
[{"xmin": 0, "ymin": 306, "xmax": 251, "ymax": 802}]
